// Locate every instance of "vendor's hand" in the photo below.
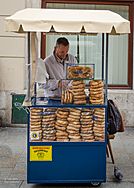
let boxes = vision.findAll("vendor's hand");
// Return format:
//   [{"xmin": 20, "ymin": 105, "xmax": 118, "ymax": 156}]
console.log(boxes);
[{"xmin": 58, "ymin": 80, "xmax": 62, "ymax": 88}]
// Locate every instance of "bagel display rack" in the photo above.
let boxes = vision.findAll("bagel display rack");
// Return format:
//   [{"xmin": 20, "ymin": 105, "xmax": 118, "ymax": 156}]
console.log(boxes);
[{"xmin": 28, "ymin": 62, "xmax": 107, "ymax": 186}]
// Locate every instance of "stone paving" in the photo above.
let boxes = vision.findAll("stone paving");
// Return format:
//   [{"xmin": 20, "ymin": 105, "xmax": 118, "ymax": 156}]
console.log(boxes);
[{"xmin": 0, "ymin": 127, "xmax": 134, "ymax": 188}]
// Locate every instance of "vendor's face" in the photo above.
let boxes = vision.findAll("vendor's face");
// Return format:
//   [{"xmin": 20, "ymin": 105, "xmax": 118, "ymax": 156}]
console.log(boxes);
[{"xmin": 55, "ymin": 44, "xmax": 69, "ymax": 60}]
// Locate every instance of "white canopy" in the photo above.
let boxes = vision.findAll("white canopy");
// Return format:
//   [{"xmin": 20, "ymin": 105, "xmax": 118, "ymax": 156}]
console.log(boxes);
[{"xmin": 5, "ymin": 8, "xmax": 130, "ymax": 34}]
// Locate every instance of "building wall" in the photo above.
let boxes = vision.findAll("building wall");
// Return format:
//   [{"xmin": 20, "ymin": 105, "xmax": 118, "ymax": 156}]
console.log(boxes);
[
  {"xmin": 108, "ymin": 90, "xmax": 134, "ymax": 127},
  {"xmin": 0, "ymin": 0, "xmax": 41, "ymax": 125},
  {"xmin": 0, "ymin": 1, "xmax": 134, "ymax": 127}
]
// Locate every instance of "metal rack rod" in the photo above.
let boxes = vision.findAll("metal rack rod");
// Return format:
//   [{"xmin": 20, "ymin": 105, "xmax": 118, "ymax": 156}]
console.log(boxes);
[
  {"xmin": 102, "ymin": 33, "xmax": 104, "ymax": 80},
  {"xmin": 105, "ymin": 33, "xmax": 109, "ymax": 103}
]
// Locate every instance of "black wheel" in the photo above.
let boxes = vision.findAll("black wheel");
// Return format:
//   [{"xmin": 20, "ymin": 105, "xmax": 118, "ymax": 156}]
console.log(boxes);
[{"xmin": 90, "ymin": 182, "xmax": 101, "ymax": 187}]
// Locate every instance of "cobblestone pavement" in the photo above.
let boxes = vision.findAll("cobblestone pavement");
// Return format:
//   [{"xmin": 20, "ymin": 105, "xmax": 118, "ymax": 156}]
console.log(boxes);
[{"xmin": 0, "ymin": 127, "xmax": 134, "ymax": 188}]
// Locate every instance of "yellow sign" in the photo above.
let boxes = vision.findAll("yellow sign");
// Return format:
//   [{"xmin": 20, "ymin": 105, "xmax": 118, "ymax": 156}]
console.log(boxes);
[{"xmin": 30, "ymin": 146, "xmax": 52, "ymax": 161}]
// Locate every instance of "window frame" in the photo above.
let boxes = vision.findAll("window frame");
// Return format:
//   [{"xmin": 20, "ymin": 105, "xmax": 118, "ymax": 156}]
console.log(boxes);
[{"xmin": 41, "ymin": 0, "xmax": 133, "ymax": 89}]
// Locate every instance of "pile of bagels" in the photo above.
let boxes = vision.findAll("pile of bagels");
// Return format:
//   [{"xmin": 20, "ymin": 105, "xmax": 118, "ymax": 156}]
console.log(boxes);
[
  {"xmin": 30, "ymin": 107, "xmax": 105, "ymax": 142},
  {"xmin": 62, "ymin": 79, "xmax": 104, "ymax": 105},
  {"xmin": 89, "ymin": 80, "xmax": 104, "ymax": 104},
  {"xmin": 80, "ymin": 109, "xmax": 94, "ymax": 141},
  {"xmin": 71, "ymin": 80, "xmax": 87, "ymax": 105},
  {"xmin": 42, "ymin": 108, "xmax": 56, "ymax": 142},
  {"xmin": 61, "ymin": 80, "xmax": 87, "ymax": 105},
  {"xmin": 67, "ymin": 65, "xmax": 93, "ymax": 79},
  {"xmin": 30, "ymin": 108, "xmax": 43, "ymax": 141},
  {"xmin": 55, "ymin": 108, "xmax": 69, "ymax": 141},
  {"xmin": 67, "ymin": 108, "xmax": 81, "ymax": 141},
  {"xmin": 30, "ymin": 70, "xmax": 105, "ymax": 142},
  {"xmin": 93, "ymin": 108, "xmax": 105, "ymax": 141}
]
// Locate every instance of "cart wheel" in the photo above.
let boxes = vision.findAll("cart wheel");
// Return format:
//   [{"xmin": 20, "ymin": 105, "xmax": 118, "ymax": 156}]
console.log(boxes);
[{"xmin": 90, "ymin": 182, "xmax": 101, "ymax": 187}]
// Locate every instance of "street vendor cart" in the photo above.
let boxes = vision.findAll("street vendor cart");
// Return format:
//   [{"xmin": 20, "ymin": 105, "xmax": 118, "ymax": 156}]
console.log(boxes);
[{"xmin": 5, "ymin": 8, "xmax": 130, "ymax": 186}]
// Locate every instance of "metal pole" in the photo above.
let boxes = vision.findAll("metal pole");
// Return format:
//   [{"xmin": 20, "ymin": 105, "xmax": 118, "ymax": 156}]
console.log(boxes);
[
  {"xmin": 102, "ymin": 33, "xmax": 104, "ymax": 80},
  {"xmin": 34, "ymin": 82, "xmax": 37, "ymax": 105},
  {"xmin": 27, "ymin": 32, "xmax": 31, "ymax": 102},
  {"xmin": 105, "ymin": 33, "xmax": 109, "ymax": 103},
  {"xmin": 77, "ymin": 35, "xmax": 79, "ymax": 63}
]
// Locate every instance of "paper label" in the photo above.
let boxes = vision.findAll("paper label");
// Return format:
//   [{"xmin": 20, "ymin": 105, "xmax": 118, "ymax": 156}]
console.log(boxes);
[
  {"xmin": 30, "ymin": 146, "xmax": 52, "ymax": 161},
  {"xmin": 30, "ymin": 131, "xmax": 40, "ymax": 141}
]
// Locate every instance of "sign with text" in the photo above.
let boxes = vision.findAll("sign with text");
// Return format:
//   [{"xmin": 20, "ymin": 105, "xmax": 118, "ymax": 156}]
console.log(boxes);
[{"xmin": 30, "ymin": 146, "xmax": 52, "ymax": 161}]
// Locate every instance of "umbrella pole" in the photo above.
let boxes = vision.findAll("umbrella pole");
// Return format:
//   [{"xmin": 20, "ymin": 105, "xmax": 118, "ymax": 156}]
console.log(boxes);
[{"xmin": 27, "ymin": 32, "xmax": 31, "ymax": 102}]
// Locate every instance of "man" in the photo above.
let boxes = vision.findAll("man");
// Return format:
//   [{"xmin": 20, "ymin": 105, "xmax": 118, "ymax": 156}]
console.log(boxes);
[{"xmin": 44, "ymin": 37, "xmax": 77, "ymax": 97}]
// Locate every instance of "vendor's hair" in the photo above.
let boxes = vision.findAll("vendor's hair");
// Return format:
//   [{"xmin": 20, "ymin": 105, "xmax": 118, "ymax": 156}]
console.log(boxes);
[{"xmin": 56, "ymin": 37, "xmax": 69, "ymax": 46}]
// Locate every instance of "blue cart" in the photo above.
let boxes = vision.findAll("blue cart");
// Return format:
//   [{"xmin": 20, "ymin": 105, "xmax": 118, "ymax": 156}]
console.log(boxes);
[
  {"xmin": 26, "ymin": 30, "xmax": 109, "ymax": 186},
  {"xmin": 27, "ymin": 28, "xmax": 109, "ymax": 187},
  {"xmin": 27, "ymin": 103, "xmax": 107, "ymax": 186}
]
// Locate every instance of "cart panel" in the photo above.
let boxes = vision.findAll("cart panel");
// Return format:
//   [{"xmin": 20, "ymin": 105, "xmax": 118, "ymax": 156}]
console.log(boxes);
[{"xmin": 27, "ymin": 142, "xmax": 106, "ymax": 183}]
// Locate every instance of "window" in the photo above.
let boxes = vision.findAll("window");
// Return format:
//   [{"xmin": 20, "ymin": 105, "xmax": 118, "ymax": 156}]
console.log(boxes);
[{"xmin": 41, "ymin": 1, "xmax": 133, "ymax": 89}]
